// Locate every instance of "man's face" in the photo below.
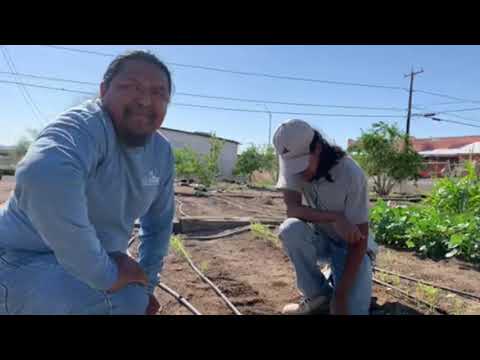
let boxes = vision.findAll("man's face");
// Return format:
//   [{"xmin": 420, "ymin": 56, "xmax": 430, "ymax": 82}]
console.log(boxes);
[
  {"xmin": 300, "ymin": 143, "xmax": 321, "ymax": 182},
  {"xmin": 100, "ymin": 59, "xmax": 170, "ymax": 147}
]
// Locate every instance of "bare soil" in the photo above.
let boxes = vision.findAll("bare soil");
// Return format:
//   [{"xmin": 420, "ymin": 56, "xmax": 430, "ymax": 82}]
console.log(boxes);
[{"xmin": 3, "ymin": 178, "xmax": 480, "ymax": 315}]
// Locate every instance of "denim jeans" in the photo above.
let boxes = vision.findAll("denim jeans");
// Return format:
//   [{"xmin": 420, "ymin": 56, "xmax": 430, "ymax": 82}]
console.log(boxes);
[
  {"xmin": 278, "ymin": 218, "xmax": 372, "ymax": 315},
  {"xmin": 0, "ymin": 249, "xmax": 149, "ymax": 315}
]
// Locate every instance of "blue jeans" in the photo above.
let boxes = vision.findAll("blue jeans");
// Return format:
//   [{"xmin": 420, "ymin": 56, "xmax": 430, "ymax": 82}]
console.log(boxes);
[
  {"xmin": 0, "ymin": 250, "xmax": 149, "ymax": 315},
  {"xmin": 278, "ymin": 218, "xmax": 372, "ymax": 315}
]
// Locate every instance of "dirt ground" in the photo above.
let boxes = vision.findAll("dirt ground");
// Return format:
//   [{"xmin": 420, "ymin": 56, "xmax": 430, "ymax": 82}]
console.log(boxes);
[
  {"xmin": 2, "ymin": 178, "xmax": 480, "ymax": 315},
  {"xmin": 131, "ymin": 183, "xmax": 480, "ymax": 315}
]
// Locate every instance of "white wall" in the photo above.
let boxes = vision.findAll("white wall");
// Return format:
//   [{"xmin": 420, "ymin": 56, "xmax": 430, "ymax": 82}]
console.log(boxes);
[{"xmin": 160, "ymin": 129, "xmax": 238, "ymax": 179}]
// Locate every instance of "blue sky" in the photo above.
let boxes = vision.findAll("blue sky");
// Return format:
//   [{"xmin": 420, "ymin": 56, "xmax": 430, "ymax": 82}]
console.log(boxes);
[{"xmin": 2, "ymin": 45, "xmax": 480, "ymax": 151}]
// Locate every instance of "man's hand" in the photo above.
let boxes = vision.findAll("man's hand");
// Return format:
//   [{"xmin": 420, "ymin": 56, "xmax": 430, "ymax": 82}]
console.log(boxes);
[
  {"xmin": 146, "ymin": 294, "xmax": 160, "ymax": 315},
  {"xmin": 334, "ymin": 215, "xmax": 365, "ymax": 245},
  {"xmin": 107, "ymin": 252, "xmax": 148, "ymax": 293}
]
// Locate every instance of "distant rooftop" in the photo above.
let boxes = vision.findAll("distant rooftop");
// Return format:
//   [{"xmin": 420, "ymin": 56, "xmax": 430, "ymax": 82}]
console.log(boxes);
[{"xmin": 160, "ymin": 127, "xmax": 240, "ymax": 145}]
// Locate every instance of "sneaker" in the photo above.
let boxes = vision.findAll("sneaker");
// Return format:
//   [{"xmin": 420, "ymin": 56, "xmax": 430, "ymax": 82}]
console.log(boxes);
[{"xmin": 282, "ymin": 295, "xmax": 331, "ymax": 315}]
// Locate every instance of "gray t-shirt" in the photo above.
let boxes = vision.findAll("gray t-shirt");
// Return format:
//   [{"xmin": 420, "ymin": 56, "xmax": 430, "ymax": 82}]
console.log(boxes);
[{"xmin": 277, "ymin": 156, "xmax": 377, "ymax": 253}]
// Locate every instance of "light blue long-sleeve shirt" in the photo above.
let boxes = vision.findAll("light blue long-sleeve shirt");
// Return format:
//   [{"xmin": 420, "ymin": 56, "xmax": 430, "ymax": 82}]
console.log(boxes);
[{"xmin": 0, "ymin": 99, "xmax": 175, "ymax": 293}]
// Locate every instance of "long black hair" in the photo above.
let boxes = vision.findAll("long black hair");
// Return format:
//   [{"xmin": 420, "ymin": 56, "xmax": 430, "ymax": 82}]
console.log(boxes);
[{"xmin": 309, "ymin": 130, "xmax": 346, "ymax": 182}]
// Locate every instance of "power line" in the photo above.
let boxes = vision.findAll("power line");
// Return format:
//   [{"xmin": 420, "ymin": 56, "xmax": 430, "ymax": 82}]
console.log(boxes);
[
  {"xmin": 0, "ymin": 70, "xmax": 409, "ymax": 112},
  {"xmin": 414, "ymin": 89, "xmax": 480, "ymax": 104},
  {"xmin": 445, "ymin": 112, "xmax": 480, "ymax": 123},
  {"xmin": 0, "ymin": 79, "xmax": 406, "ymax": 118},
  {"xmin": 41, "ymin": 45, "xmax": 408, "ymax": 91},
  {"xmin": 3, "ymin": 48, "xmax": 45, "ymax": 122},
  {"xmin": 172, "ymin": 102, "xmax": 405, "ymax": 118},
  {"xmin": 0, "ymin": 71, "xmax": 98, "ymax": 86},
  {"xmin": 40, "ymin": 45, "xmax": 480, "ymax": 109},
  {"xmin": 1, "ymin": 47, "xmax": 44, "ymax": 125},
  {"xmin": 0, "ymin": 79, "xmax": 96, "ymax": 95},
  {"xmin": 433, "ymin": 107, "xmax": 480, "ymax": 114},
  {"xmin": 428, "ymin": 117, "xmax": 480, "ymax": 129},
  {"xmin": 413, "ymin": 105, "xmax": 480, "ymax": 124}
]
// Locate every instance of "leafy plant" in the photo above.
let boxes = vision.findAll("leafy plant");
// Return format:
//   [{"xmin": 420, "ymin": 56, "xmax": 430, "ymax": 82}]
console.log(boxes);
[
  {"xmin": 251, "ymin": 222, "xmax": 280, "ymax": 248},
  {"xmin": 173, "ymin": 133, "xmax": 225, "ymax": 188},
  {"xmin": 234, "ymin": 144, "xmax": 278, "ymax": 183},
  {"xmin": 349, "ymin": 122, "xmax": 424, "ymax": 196},
  {"xmin": 416, "ymin": 284, "xmax": 439, "ymax": 312},
  {"xmin": 171, "ymin": 235, "xmax": 188, "ymax": 258},
  {"xmin": 174, "ymin": 147, "xmax": 199, "ymax": 180},
  {"xmin": 370, "ymin": 161, "xmax": 480, "ymax": 263}
]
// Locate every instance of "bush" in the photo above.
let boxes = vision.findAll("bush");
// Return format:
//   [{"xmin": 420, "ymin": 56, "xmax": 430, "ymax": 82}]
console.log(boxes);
[
  {"xmin": 234, "ymin": 144, "xmax": 278, "ymax": 182},
  {"xmin": 173, "ymin": 133, "xmax": 225, "ymax": 189},
  {"xmin": 370, "ymin": 162, "xmax": 480, "ymax": 262},
  {"xmin": 174, "ymin": 147, "xmax": 199, "ymax": 180},
  {"xmin": 349, "ymin": 122, "xmax": 424, "ymax": 196}
]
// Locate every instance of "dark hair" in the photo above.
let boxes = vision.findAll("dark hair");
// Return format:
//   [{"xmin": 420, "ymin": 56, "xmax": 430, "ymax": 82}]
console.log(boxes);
[
  {"xmin": 102, "ymin": 50, "xmax": 173, "ymax": 95},
  {"xmin": 309, "ymin": 130, "xmax": 346, "ymax": 183}
]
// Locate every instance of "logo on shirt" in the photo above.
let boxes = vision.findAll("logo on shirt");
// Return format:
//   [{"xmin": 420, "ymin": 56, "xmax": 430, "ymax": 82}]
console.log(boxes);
[{"xmin": 142, "ymin": 170, "xmax": 160, "ymax": 187}]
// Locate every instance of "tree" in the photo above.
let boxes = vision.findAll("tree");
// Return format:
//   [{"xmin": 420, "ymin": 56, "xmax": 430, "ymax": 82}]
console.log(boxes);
[
  {"xmin": 233, "ymin": 145, "xmax": 264, "ymax": 180},
  {"xmin": 261, "ymin": 145, "xmax": 279, "ymax": 181},
  {"xmin": 196, "ymin": 134, "xmax": 224, "ymax": 188},
  {"xmin": 173, "ymin": 133, "xmax": 225, "ymax": 189},
  {"xmin": 233, "ymin": 144, "xmax": 279, "ymax": 182},
  {"xmin": 348, "ymin": 122, "xmax": 424, "ymax": 196},
  {"xmin": 174, "ymin": 147, "xmax": 199, "ymax": 179}
]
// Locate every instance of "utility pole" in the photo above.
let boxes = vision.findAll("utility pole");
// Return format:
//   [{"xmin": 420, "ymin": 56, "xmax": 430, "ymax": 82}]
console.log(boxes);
[
  {"xmin": 405, "ymin": 67, "xmax": 424, "ymax": 137},
  {"xmin": 258, "ymin": 103, "xmax": 273, "ymax": 145}
]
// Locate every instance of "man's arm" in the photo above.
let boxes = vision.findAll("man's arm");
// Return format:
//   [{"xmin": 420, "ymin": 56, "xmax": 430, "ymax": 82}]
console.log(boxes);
[
  {"xmin": 332, "ymin": 168, "xmax": 370, "ymax": 315},
  {"xmin": 137, "ymin": 146, "xmax": 175, "ymax": 295},
  {"xmin": 283, "ymin": 190, "xmax": 364, "ymax": 244},
  {"xmin": 15, "ymin": 119, "xmax": 119, "ymax": 291}
]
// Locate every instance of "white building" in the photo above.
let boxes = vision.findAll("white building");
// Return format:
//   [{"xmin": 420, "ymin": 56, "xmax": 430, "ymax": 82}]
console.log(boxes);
[{"xmin": 159, "ymin": 127, "xmax": 240, "ymax": 179}]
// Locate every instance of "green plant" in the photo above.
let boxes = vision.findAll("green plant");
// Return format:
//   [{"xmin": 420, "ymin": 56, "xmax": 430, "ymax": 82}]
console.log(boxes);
[
  {"xmin": 377, "ymin": 273, "xmax": 401, "ymax": 287},
  {"xmin": 370, "ymin": 162, "xmax": 480, "ymax": 263},
  {"xmin": 199, "ymin": 260, "xmax": 210, "ymax": 273},
  {"xmin": 171, "ymin": 235, "xmax": 188, "ymax": 258},
  {"xmin": 415, "ymin": 284, "xmax": 439, "ymax": 312},
  {"xmin": 173, "ymin": 134, "xmax": 225, "ymax": 188},
  {"xmin": 451, "ymin": 297, "xmax": 466, "ymax": 315},
  {"xmin": 251, "ymin": 222, "xmax": 280, "ymax": 248},
  {"xmin": 349, "ymin": 122, "xmax": 424, "ymax": 196},
  {"xmin": 174, "ymin": 147, "xmax": 199, "ymax": 179},
  {"xmin": 234, "ymin": 144, "xmax": 278, "ymax": 182},
  {"xmin": 196, "ymin": 134, "xmax": 225, "ymax": 188}
]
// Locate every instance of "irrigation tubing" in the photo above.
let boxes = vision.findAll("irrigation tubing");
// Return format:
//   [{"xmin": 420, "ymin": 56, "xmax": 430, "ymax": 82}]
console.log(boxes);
[
  {"xmin": 127, "ymin": 233, "xmax": 203, "ymax": 315},
  {"xmin": 373, "ymin": 277, "xmax": 449, "ymax": 315},
  {"xmin": 183, "ymin": 254, "xmax": 242, "ymax": 315},
  {"xmin": 374, "ymin": 266, "xmax": 480, "ymax": 302},
  {"xmin": 157, "ymin": 282, "xmax": 202, "ymax": 315}
]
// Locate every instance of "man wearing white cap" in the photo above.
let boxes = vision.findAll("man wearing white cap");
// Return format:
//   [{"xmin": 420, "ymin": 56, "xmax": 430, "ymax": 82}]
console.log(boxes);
[{"xmin": 274, "ymin": 119, "xmax": 376, "ymax": 315}]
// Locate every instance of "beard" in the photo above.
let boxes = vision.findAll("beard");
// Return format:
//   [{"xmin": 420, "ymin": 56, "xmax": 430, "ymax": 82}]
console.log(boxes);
[{"xmin": 116, "ymin": 107, "xmax": 158, "ymax": 147}]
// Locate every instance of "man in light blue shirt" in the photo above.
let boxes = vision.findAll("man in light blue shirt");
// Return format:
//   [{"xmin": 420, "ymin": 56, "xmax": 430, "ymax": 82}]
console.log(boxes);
[{"xmin": 0, "ymin": 50, "xmax": 175, "ymax": 315}]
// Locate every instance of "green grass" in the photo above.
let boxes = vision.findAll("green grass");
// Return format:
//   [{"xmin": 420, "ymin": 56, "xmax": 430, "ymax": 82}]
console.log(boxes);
[
  {"xmin": 171, "ymin": 235, "xmax": 189, "ymax": 258},
  {"xmin": 377, "ymin": 272, "xmax": 401, "ymax": 287},
  {"xmin": 251, "ymin": 222, "xmax": 280, "ymax": 248},
  {"xmin": 415, "ymin": 284, "xmax": 439, "ymax": 312}
]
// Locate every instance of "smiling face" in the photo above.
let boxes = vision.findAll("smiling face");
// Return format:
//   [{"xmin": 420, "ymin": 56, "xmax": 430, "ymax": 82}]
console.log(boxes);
[{"xmin": 100, "ymin": 59, "xmax": 171, "ymax": 147}]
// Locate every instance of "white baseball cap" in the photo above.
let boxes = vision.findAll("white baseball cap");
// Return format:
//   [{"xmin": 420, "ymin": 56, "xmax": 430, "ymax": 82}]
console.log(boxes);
[{"xmin": 273, "ymin": 119, "xmax": 315, "ymax": 181}]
